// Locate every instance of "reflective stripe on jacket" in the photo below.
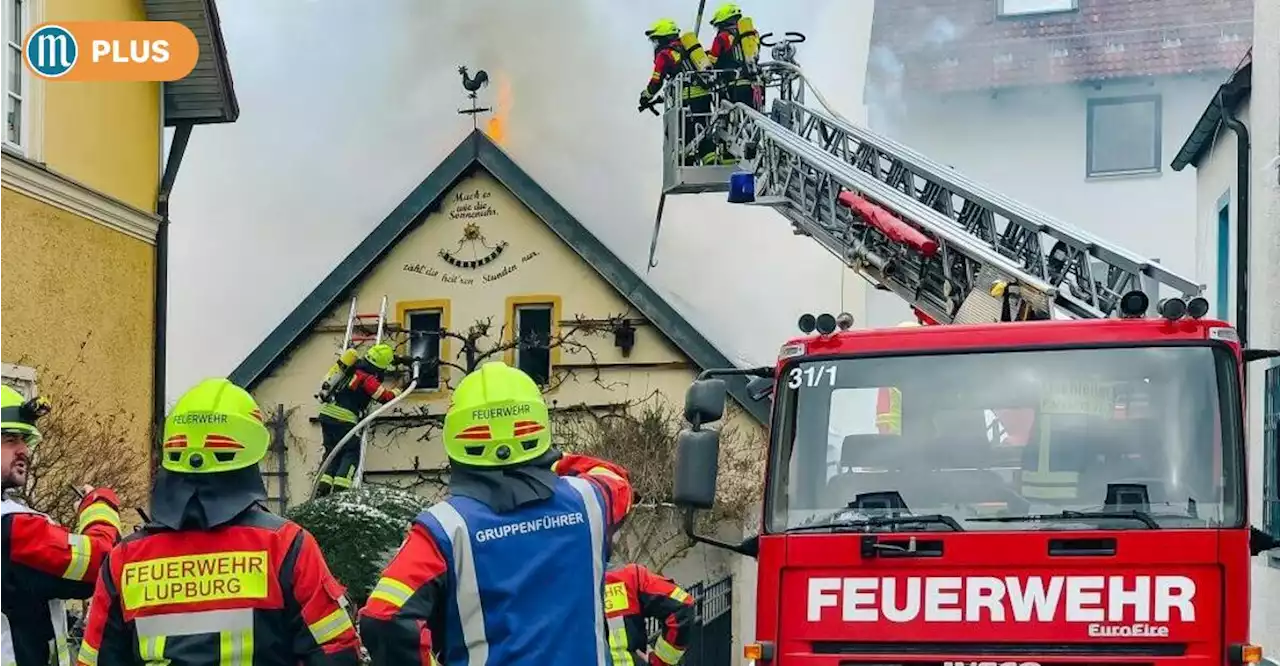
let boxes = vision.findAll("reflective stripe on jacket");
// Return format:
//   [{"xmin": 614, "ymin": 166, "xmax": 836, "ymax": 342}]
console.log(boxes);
[
  {"xmin": 75, "ymin": 507, "xmax": 359, "ymax": 666},
  {"xmin": 420, "ymin": 478, "xmax": 609, "ymax": 665},
  {"xmin": 604, "ymin": 564, "xmax": 695, "ymax": 666},
  {"xmin": 358, "ymin": 454, "xmax": 634, "ymax": 666},
  {"xmin": 2, "ymin": 493, "xmax": 120, "ymax": 666}
]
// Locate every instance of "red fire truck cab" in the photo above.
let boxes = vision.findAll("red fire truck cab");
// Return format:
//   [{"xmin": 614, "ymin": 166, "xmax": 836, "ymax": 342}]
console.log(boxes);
[{"xmin": 672, "ymin": 304, "xmax": 1279, "ymax": 665}]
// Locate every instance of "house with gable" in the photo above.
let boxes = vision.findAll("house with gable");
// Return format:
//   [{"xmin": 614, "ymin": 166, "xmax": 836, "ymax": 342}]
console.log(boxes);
[
  {"xmin": 227, "ymin": 129, "xmax": 768, "ymax": 595},
  {"xmin": 863, "ymin": 0, "xmax": 1252, "ymax": 287}
]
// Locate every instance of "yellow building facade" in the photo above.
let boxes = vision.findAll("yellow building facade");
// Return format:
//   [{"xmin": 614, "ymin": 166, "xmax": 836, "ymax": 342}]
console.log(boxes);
[
  {"xmin": 1, "ymin": 0, "xmax": 237, "ymax": 466},
  {"xmin": 230, "ymin": 130, "xmax": 769, "ymax": 510}
]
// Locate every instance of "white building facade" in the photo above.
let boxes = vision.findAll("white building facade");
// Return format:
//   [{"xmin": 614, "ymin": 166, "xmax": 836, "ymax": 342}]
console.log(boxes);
[{"xmin": 1172, "ymin": 4, "xmax": 1280, "ymax": 637}]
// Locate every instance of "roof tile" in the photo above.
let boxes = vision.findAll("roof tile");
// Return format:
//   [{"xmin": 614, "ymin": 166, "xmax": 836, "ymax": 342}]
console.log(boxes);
[{"xmin": 867, "ymin": 0, "xmax": 1252, "ymax": 94}]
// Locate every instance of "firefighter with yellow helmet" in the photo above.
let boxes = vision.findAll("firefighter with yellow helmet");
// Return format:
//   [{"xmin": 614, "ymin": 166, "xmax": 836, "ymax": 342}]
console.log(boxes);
[
  {"xmin": 76, "ymin": 378, "xmax": 360, "ymax": 666},
  {"xmin": 707, "ymin": 3, "xmax": 764, "ymax": 112},
  {"xmin": 316, "ymin": 342, "xmax": 401, "ymax": 496},
  {"xmin": 2, "ymin": 386, "xmax": 121, "ymax": 666},
  {"xmin": 359, "ymin": 361, "xmax": 633, "ymax": 665},
  {"xmin": 640, "ymin": 18, "xmax": 717, "ymax": 165}
]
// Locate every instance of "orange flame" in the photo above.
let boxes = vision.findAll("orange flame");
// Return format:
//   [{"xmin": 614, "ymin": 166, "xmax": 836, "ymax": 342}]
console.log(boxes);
[{"xmin": 485, "ymin": 74, "xmax": 511, "ymax": 146}]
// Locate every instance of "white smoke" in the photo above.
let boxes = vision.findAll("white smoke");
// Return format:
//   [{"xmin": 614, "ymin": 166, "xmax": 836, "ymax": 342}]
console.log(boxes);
[{"xmin": 166, "ymin": 0, "xmax": 880, "ymax": 395}]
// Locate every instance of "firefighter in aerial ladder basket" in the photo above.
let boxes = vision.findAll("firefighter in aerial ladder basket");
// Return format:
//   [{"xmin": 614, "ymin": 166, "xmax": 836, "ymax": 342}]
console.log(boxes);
[
  {"xmin": 315, "ymin": 343, "xmax": 400, "ymax": 496},
  {"xmin": 707, "ymin": 3, "xmax": 763, "ymax": 113},
  {"xmin": 640, "ymin": 18, "xmax": 718, "ymax": 166},
  {"xmin": 76, "ymin": 378, "xmax": 360, "ymax": 666},
  {"xmin": 2, "ymin": 386, "xmax": 122, "ymax": 666},
  {"xmin": 358, "ymin": 361, "xmax": 633, "ymax": 665}
]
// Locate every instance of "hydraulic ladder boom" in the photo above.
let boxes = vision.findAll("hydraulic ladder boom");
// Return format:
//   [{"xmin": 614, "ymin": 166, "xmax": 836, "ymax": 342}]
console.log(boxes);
[{"xmin": 652, "ymin": 34, "xmax": 1203, "ymax": 324}]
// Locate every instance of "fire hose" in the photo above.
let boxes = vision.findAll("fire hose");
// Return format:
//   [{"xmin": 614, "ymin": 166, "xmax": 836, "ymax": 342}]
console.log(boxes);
[{"xmin": 309, "ymin": 358, "xmax": 422, "ymax": 501}]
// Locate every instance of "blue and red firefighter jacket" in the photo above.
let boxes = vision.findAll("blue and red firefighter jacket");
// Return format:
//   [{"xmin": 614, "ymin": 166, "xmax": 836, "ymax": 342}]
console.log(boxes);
[
  {"xmin": 2, "ymin": 489, "xmax": 122, "ymax": 666},
  {"xmin": 605, "ymin": 563, "xmax": 695, "ymax": 666},
  {"xmin": 358, "ymin": 453, "xmax": 634, "ymax": 666},
  {"xmin": 75, "ymin": 507, "xmax": 360, "ymax": 666}
]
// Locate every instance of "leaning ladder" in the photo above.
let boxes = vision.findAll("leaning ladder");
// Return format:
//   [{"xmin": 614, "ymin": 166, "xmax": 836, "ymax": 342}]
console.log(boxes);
[{"xmin": 337, "ymin": 295, "xmax": 388, "ymax": 489}]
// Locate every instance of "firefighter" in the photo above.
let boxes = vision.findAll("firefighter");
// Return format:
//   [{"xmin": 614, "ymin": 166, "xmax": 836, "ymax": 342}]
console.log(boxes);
[
  {"xmin": 75, "ymin": 378, "xmax": 360, "ymax": 666},
  {"xmin": 874, "ymin": 387, "xmax": 902, "ymax": 436},
  {"xmin": 358, "ymin": 361, "xmax": 633, "ymax": 665},
  {"xmin": 2, "ymin": 386, "xmax": 122, "ymax": 666},
  {"xmin": 640, "ymin": 18, "xmax": 717, "ymax": 166},
  {"xmin": 316, "ymin": 342, "xmax": 400, "ymax": 496},
  {"xmin": 707, "ymin": 3, "xmax": 763, "ymax": 112},
  {"xmin": 604, "ymin": 523, "xmax": 695, "ymax": 666}
]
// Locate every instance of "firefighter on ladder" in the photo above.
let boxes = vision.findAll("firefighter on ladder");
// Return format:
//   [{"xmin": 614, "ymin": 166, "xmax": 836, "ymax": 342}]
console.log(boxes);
[
  {"xmin": 76, "ymin": 378, "xmax": 361, "ymax": 666},
  {"xmin": 316, "ymin": 343, "xmax": 400, "ymax": 496},
  {"xmin": 358, "ymin": 361, "xmax": 633, "ymax": 665},
  {"xmin": 707, "ymin": 3, "xmax": 763, "ymax": 113},
  {"xmin": 2, "ymin": 386, "xmax": 122, "ymax": 666},
  {"xmin": 640, "ymin": 18, "xmax": 717, "ymax": 166},
  {"xmin": 604, "ymin": 516, "xmax": 695, "ymax": 666}
]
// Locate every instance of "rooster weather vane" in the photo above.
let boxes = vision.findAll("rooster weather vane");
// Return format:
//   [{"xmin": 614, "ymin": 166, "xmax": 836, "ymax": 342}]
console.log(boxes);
[{"xmin": 458, "ymin": 66, "xmax": 491, "ymax": 130}]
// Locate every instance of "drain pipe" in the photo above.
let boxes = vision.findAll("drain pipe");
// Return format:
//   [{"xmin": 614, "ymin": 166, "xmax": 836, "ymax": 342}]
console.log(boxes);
[
  {"xmin": 1217, "ymin": 93, "xmax": 1250, "ymax": 349},
  {"xmin": 152, "ymin": 123, "xmax": 194, "ymax": 475}
]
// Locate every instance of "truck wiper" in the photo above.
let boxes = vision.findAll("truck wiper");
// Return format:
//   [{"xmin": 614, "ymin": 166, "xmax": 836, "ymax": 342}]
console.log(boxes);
[
  {"xmin": 789, "ymin": 513, "xmax": 964, "ymax": 533},
  {"xmin": 967, "ymin": 510, "xmax": 1161, "ymax": 529}
]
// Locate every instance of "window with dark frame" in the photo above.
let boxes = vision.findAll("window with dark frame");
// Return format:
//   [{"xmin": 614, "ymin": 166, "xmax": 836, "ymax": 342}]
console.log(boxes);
[
  {"xmin": 1086, "ymin": 95, "xmax": 1162, "ymax": 177},
  {"xmin": 1259, "ymin": 363, "xmax": 1280, "ymax": 545},
  {"xmin": 1265, "ymin": 364, "xmax": 1280, "ymax": 558},
  {"xmin": 997, "ymin": 0, "xmax": 1077, "ymax": 17},
  {"xmin": 407, "ymin": 310, "xmax": 443, "ymax": 390},
  {"xmin": 514, "ymin": 304, "xmax": 553, "ymax": 387}
]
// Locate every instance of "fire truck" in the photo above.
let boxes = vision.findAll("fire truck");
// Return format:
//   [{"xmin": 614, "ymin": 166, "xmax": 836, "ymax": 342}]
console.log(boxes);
[{"xmin": 652, "ymin": 31, "xmax": 1279, "ymax": 665}]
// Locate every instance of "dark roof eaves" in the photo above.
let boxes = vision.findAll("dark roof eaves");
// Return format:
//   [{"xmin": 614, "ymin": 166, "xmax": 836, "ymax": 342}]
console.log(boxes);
[
  {"xmin": 227, "ymin": 135, "xmax": 481, "ymax": 387},
  {"xmin": 1171, "ymin": 61, "xmax": 1252, "ymax": 171}
]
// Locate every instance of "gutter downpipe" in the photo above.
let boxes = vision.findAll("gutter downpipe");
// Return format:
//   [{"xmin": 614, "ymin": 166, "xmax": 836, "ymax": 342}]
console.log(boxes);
[
  {"xmin": 1217, "ymin": 93, "xmax": 1250, "ymax": 350},
  {"xmin": 152, "ymin": 123, "xmax": 194, "ymax": 475}
]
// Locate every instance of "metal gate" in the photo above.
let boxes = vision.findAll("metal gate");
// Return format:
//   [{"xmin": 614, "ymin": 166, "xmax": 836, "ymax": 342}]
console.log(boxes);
[{"xmin": 647, "ymin": 575, "xmax": 733, "ymax": 666}]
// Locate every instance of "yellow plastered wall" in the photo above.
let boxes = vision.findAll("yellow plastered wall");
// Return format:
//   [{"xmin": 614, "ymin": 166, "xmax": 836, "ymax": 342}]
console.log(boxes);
[
  {"xmin": 0, "ymin": 189, "xmax": 155, "ymax": 457},
  {"xmin": 41, "ymin": 0, "xmax": 161, "ymax": 211},
  {"xmin": 250, "ymin": 171, "xmax": 765, "ymax": 506}
]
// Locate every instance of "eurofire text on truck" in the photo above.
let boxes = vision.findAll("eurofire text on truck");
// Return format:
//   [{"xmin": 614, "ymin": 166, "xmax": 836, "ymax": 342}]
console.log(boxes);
[{"xmin": 641, "ymin": 22, "xmax": 1280, "ymax": 666}]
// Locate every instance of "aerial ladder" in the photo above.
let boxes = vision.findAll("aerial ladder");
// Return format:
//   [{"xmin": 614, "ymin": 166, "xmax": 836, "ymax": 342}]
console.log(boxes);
[{"xmin": 645, "ymin": 32, "xmax": 1204, "ymax": 324}]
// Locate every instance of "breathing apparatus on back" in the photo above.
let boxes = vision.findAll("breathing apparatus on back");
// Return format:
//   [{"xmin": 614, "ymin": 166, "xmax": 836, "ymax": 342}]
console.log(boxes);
[
  {"xmin": 315, "ymin": 343, "xmax": 395, "ymax": 403},
  {"xmin": 316, "ymin": 348, "xmax": 360, "ymax": 402},
  {"xmin": 709, "ymin": 3, "xmax": 761, "ymax": 78}
]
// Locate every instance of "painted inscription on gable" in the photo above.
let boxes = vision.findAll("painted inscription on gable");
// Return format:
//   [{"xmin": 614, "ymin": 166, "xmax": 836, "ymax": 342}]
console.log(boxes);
[{"xmin": 449, "ymin": 188, "xmax": 498, "ymax": 220}]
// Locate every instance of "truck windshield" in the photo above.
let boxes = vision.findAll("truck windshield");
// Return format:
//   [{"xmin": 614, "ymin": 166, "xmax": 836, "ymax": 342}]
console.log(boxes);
[{"xmin": 767, "ymin": 345, "xmax": 1242, "ymax": 532}]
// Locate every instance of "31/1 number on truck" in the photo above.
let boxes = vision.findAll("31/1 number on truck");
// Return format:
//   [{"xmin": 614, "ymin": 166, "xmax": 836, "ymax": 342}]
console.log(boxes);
[{"xmin": 788, "ymin": 365, "xmax": 837, "ymax": 388}]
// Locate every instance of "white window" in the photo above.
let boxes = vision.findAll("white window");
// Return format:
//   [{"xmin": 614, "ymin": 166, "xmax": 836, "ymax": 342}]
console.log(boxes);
[
  {"xmin": 4, "ymin": 0, "xmax": 28, "ymax": 151},
  {"xmin": 1, "ymin": 362, "xmax": 38, "ymax": 399},
  {"xmin": 998, "ymin": 0, "xmax": 1078, "ymax": 17},
  {"xmin": 1086, "ymin": 95, "xmax": 1162, "ymax": 177}
]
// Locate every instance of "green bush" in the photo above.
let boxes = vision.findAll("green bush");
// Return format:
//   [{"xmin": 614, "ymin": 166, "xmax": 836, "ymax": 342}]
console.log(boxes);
[{"xmin": 287, "ymin": 485, "xmax": 425, "ymax": 606}]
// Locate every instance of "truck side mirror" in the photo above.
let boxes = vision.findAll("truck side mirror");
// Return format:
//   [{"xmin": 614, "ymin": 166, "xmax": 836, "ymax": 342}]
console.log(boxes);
[
  {"xmin": 746, "ymin": 376, "xmax": 774, "ymax": 402},
  {"xmin": 1243, "ymin": 349, "xmax": 1280, "ymax": 363},
  {"xmin": 1250, "ymin": 526, "xmax": 1279, "ymax": 556},
  {"xmin": 684, "ymin": 378, "xmax": 727, "ymax": 425},
  {"xmin": 674, "ymin": 428, "xmax": 720, "ymax": 509}
]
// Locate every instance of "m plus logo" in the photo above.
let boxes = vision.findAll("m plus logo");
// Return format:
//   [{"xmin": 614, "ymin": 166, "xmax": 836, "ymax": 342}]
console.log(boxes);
[
  {"xmin": 23, "ymin": 21, "xmax": 199, "ymax": 82},
  {"xmin": 25, "ymin": 25, "xmax": 77, "ymax": 78}
]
